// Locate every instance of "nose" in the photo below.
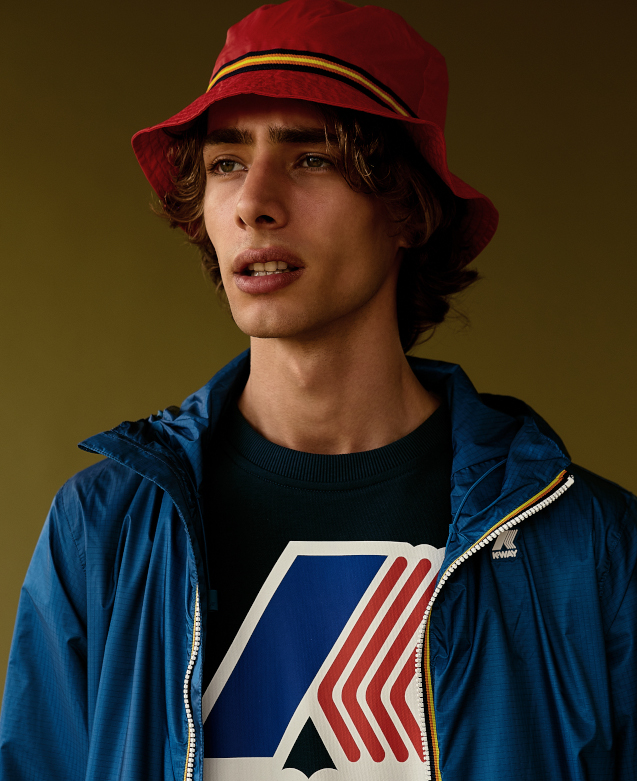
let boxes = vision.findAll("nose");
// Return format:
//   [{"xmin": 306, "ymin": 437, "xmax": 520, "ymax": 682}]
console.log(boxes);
[{"xmin": 235, "ymin": 158, "xmax": 289, "ymax": 230}]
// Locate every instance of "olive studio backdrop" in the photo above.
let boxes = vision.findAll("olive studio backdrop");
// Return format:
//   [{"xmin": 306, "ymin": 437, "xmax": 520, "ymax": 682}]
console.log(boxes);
[{"xmin": 1, "ymin": 0, "xmax": 635, "ymax": 697}]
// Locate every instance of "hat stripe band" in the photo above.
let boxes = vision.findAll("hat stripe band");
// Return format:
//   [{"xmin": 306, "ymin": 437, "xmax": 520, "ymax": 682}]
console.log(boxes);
[
  {"xmin": 210, "ymin": 48, "xmax": 415, "ymax": 116},
  {"xmin": 209, "ymin": 63, "xmax": 410, "ymax": 118},
  {"xmin": 207, "ymin": 51, "xmax": 416, "ymax": 118}
]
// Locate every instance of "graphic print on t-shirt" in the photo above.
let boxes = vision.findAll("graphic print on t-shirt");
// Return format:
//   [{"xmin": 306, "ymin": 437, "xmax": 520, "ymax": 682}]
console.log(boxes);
[{"xmin": 203, "ymin": 540, "xmax": 445, "ymax": 780}]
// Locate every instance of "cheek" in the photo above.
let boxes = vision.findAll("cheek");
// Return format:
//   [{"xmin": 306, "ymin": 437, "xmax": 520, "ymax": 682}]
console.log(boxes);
[
  {"xmin": 303, "ymin": 189, "xmax": 374, "ymax": 240},
  {"xmin": 202, "ymin": 189, "xmax": 214, "ymax": 234},
  {"xmin": 202, "ymin": 192, "xmax": 219, "ymax": 243},
  {"xmin": 202, "ymin": 188, "xmax": 234, "ymax": 251},
  {"xmin": 337, "ymin": 197, "xmax": 398, "ymax": 259}
]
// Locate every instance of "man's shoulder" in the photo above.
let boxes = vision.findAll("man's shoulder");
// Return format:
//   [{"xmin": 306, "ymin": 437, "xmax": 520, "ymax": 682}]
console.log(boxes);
[
  {"xmin": 475, "ymin": 389, "xmax": 636, "ymax": 545},
  {"xmin": 53, "ymin": 457, "xmax": 149, "ymax": 535},
  {"xmin": 569, "ymin": 461, "xmax": 635, "ymax": 503},
  {"xmin": 480, "ymin": 390, "xmax": 635, "ymax": 512},
  {"xmin": 539, "ymin": 462, "xmax": 637, "ymax": 604},
  {"xmin": 567, "ymin": 461, "xmax": 636, "ymax": 538}
]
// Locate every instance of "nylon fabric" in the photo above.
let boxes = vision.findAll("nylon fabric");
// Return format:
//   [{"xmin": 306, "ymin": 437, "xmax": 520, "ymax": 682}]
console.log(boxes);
[{"xmin": 1, "ymin": 352, "xmax": 635, "ymax": 780}]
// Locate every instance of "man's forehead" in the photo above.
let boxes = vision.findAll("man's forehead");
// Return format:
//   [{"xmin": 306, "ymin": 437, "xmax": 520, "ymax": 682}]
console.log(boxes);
[{"xmin": 205, "ymin": 94, "xmax": 324, "ymax": 138}]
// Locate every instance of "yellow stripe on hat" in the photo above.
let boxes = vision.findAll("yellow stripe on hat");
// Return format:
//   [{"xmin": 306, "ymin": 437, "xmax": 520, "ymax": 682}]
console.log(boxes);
[{"xmin": 207, "ymin": 53, "xmax": 411, "ymax": 118}]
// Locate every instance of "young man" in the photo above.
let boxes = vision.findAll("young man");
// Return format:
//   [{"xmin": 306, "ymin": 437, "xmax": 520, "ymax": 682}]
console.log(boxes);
[{"xmin": 1, "ymin": 1, "xmax": 635, "ymax": 780}]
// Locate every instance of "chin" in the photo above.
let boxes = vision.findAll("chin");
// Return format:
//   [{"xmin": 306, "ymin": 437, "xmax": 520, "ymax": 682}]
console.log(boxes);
[
  {"xmin": 229, "ymin": 303, "xmax": 320, "ymax": 340},
  {"xmin": 229, "ymin": 297, "xmax": 378, "ymax": 343},
  {"xmin": 232, "ymin": 313, "xmax": 304, "ymax": 340}
]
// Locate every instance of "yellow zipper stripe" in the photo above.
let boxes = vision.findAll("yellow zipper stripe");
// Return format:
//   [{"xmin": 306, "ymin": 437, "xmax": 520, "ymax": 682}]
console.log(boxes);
[
  {"xmin": 207, "ymin": 54, "xmax": 411, "ymax": 117},
  {"xmin": 423, "ymin": 468, "xmax": 569, "ymax": 780},
  {"xmin": 473, "ymin": 469, "xmax": 568, "ymax": 548},
  {"xmin": 436, "ymin": 469, "xmax": 568, "ymax": 591},
  {"xmin": 424, "ymin": 621, "xmax": 442, "ymax": 780}
]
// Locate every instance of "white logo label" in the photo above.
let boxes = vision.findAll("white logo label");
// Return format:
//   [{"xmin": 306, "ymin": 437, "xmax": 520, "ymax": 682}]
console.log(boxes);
[{"xmin": 492, "ymin": 529, "xmax": 518, "ymax": 559}]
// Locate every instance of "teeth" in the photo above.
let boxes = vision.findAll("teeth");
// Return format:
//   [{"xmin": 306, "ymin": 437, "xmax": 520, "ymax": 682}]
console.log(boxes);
[
  {"xmin": 247, "ymin": 261, "xmax": 289, "ymax": 272},
  {"xmin": 252, "ymin": 270, "xmax": 291, "ymax": 276}
]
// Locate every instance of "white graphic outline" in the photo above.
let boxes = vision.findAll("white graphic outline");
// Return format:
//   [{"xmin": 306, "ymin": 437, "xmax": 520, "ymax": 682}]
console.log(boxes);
[{"xmin": 203, "ymin": 540, "xmax": 444, "ymax": 781}]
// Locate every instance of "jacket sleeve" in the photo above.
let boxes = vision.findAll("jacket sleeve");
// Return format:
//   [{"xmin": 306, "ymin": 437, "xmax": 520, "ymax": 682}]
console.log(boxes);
[
  {"xmin": 602, "ymin": 493, "xmax": 637, "ymax": 779},
  {"xmin": 0, "ymin": 488, "xmax": 89, "ymax": 780}
]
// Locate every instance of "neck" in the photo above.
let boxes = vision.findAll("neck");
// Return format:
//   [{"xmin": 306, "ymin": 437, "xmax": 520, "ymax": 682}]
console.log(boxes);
[{"xmin": 238, "ymin": 323, "xmax": 438, "ymax": 455}]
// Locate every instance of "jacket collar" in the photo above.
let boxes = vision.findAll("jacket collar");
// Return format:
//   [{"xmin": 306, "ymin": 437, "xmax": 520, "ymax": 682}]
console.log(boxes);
[
  {"xmin": 80, "ymin": 351, "xmax": 570, "ymax": 554},
  {"xmin": 408, "ymin": 357, "xmax": 570, "ymax": 545}
]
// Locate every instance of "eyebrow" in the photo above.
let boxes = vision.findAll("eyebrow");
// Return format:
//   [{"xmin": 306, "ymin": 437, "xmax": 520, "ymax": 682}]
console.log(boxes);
[{"xmin": 203, "ymin": 125, "xmax": 337, "ymax": 148}]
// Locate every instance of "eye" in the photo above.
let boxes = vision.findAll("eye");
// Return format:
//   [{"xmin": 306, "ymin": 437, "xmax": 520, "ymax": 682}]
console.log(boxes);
[
  {"xmin": 207, "ymin": 159, "xmax": 244, "ymax": 175},
  {"xmin": 300, "ymin": 155, "xmax": 332, "ymax": 169}
]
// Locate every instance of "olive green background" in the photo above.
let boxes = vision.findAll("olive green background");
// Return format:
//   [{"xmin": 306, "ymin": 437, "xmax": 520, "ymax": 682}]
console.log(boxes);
[{"xmin": 1, "ymin": 0, "xmax": 635, "ymax": 698}]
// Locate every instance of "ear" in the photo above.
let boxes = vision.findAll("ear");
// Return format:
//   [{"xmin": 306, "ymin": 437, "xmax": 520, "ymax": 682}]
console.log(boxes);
[{"xmin": 393, "ymin": 225, "xmax": 411, "ymax": 250}]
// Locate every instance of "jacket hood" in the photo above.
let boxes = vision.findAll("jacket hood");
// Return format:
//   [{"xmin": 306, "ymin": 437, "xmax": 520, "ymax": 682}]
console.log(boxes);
[{"xmin": 80, "ymin": 351, "xmax": 571, "ymax": 560}]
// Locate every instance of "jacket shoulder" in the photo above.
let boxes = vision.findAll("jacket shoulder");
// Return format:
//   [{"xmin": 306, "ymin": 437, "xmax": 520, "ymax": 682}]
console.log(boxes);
[
  {"xmin": 569, "ymin": 461, "xmax": 636, "ymax": 520},
  {"xmin": 58, "ymin": 457, "xmax": 146, "ymax": 516},
  {"xmin": 566, "ymin": 463, "xmax": 637, "ymax": 617},
  {"xmin": 52, "ymin": 458, "xmax": 150, "ymax": 563}
]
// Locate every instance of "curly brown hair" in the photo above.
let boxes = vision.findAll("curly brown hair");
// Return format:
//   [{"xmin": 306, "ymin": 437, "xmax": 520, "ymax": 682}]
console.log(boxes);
[{"xmin": 160, "ymin": 105, "xmax": 478, "ymax": 352}]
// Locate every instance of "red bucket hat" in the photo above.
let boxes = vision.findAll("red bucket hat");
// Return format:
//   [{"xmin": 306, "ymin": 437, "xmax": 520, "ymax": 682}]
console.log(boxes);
[{"xmin": 132, "ymin": 0, "xmax": 498, "ymax": 263}]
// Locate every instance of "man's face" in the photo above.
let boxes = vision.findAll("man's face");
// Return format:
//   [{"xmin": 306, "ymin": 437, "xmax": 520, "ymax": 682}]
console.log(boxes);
[{"xmin": 202, "ymin": 95, "xmax": 407, "ymax": 343}]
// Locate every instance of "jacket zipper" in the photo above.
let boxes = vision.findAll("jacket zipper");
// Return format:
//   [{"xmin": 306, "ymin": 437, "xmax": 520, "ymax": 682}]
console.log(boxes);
[
  {"xmin": 183, "ymin": 587, "xmax": 201, "ymax": 781},
  {"xmin": 415, "ymin": 469, "xmax": 574, "ymax": 780}
]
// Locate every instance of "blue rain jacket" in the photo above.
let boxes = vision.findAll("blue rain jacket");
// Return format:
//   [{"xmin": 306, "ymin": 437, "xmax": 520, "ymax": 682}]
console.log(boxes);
[{"xmin": 1, "ymin": 352, "xmax": 635, "ymax": 780}]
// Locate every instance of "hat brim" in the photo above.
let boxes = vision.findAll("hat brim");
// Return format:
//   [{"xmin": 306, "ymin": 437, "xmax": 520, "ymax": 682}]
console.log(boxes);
[{"xmin": 132, "ymin": 68, "xmax": 498, "ymax": 264}]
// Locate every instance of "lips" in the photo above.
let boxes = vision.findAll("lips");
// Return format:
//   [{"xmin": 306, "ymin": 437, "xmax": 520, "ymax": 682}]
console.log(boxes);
[
  {"xmin": 233, "ymin": 247, "xmax": 304, "ymax": 275},
  {"xmin": 232, "ymin": 247, "xmax": 305, "ymax": 295}
]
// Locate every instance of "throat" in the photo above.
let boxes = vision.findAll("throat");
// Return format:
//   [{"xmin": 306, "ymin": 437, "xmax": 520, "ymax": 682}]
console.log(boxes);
[{"xmin": 238, "ymin": 358, "xmax": 439, "ymax": 455}]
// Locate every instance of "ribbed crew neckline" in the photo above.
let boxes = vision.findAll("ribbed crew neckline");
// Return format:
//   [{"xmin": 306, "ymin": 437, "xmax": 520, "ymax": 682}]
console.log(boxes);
[{"xmin": 220, "ymin": 402, "xmax": 450, "ymax": 483}]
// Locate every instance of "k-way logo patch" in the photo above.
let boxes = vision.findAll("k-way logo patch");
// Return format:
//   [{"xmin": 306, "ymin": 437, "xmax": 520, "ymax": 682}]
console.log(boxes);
[
  {"xmin": 202, "ymin": 541, "xmax": 445, "ymax": 780},
  {"xmin": 492, "ymin": 529, "xmax": 518, "ymax": 559}
]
